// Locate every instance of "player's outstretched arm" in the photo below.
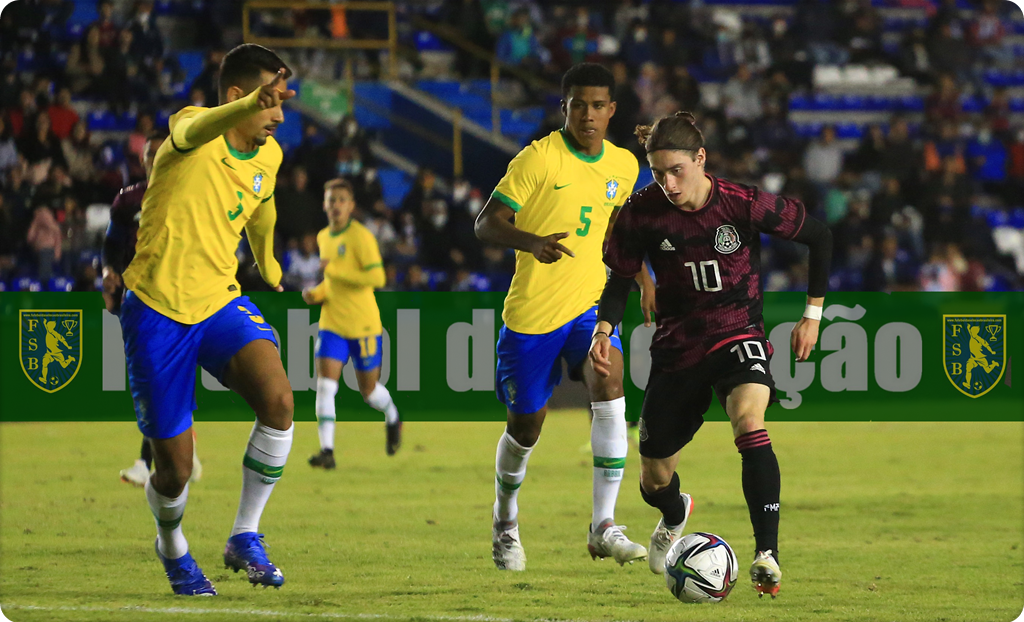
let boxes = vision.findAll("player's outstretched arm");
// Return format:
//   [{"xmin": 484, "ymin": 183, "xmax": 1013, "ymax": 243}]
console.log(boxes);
[
  {"xmin": 245, "ymin": 196, "xmax": 283, "ymax": 291},
  {"xmin": 474, "ymin": 197, "xmax": 575, "ymax": 263},
  {"xmin": 302, "ymin": 283, "xmax": 326, "ymax": 305},
  {"xmin": 788, "ymin": 215, "xmax": 833, "ymax": 362},
  {"xmin": 172, "ymin": 68, "xmax": 295, "ymax": 151}
]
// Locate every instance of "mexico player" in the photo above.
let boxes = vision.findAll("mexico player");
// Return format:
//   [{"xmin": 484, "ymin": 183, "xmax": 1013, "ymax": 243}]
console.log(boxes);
[
  {"xmin": 120, "ymin": 44, "xmax": 296, "ymax": 595},
  {"xmin": 302, "ymin": 178, "xmax": 401, "ymax": 467},
  {"xmin": 103, "ymin": 131, "xmax": 203, "ymax": 488},
  {"xmin": 590, "ymin": 112, "xmax": 833, "ymax": 598},
  {"xmin": 475, "ymin": 63, "xmax": 652, "ymax": 570}
]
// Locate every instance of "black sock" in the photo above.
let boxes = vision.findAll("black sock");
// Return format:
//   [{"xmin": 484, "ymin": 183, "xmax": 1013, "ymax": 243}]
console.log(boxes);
[
  {"xmin": 736, "ymin": 430, "xmax": 780, "ymax": 561},
  {"xmin": 140, "ymin": 438, "xmax": 153, "ymax": 471},
  {"xmin": 640, "ymin": 472, "xmax": 688, "ymax": 527}
]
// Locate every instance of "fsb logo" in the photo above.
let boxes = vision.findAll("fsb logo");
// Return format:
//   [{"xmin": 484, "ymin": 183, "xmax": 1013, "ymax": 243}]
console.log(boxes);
[
  {"xmin": 20, "ymin": 310, "xmax": 82, "ymax": 393},
  {"xmin": 944, "ymin": 315, "xmax": 1005, "ymax": 399}
]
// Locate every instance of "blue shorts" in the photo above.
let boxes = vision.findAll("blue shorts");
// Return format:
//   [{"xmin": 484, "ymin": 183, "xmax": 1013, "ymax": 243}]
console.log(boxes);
[
  {"xmin": 495, "ymin": 305, "xmax": 622, "ymax": 415},
  {"xmin": 120, "ymin": 291, "xmax": 278, "ymax": 439},
  {"xmin": 314, "ymin": 330, "xmax": 383, "ymax": 372}
]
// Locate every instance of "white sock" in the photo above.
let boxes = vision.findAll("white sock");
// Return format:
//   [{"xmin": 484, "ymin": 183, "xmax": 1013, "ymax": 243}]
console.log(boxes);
[
  {"xmin": 315, "ymin": 377, "xmax": 338, "ymax": 451},
  {"xmin": 231, "ymin": 422, "xmax": 293, "ymax": 537},
  {"xmin": 365, "ymin": 382, "xmax": 399, "ymax": 425},
  {"xmin": 494, "ymin": 431, "xmax": 535, "ymax": 524},
  {"xmin": 591, "ymin": 397, "xmax": 627, "ymax": 530},
  {"xmin": 145, "ymin": 478, "xmax": 190, "ymax": 559}
]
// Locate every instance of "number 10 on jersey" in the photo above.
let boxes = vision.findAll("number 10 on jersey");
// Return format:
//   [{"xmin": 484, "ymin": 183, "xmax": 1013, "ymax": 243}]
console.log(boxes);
[{"xmin": 684, "ymin": 260, "xmax": 722, "ymax": 292}]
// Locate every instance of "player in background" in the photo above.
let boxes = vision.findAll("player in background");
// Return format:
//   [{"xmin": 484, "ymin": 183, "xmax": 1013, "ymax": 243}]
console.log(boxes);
[
  {"xmin": 475, "ymin": 63, "xmax": 654, "ymax": 571},
  {"xmin": 590, "ymin": 112, "xmax": 833, "ymax": 598},
  {"xmin": 302, "ymin": 178, "xmax": 401, "ymax": 467},
  {"xmin": 120, "ymin": 44, "xmax": 296, "ymax": 595},
  {"xmin": 104, "ymin": 131, "xmax": 203, "ymax": 488}
]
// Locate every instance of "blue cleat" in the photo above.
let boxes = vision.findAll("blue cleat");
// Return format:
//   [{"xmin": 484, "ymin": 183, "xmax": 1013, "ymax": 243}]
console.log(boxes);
[
  {"xmin": 223, "ymin": 532, "xmax": 285, "ymax": 588},
  {"xmin": 155, "ymin": 541, "xmax": 217, "ymax": 596}
]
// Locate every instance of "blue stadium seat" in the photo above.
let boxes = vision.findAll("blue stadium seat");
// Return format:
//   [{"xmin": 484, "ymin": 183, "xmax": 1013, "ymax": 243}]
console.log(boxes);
[
  {"xmin": 986, "ymin": 210, "xmax": 1010, "ymax": 228},
  {"xmin": 840, "ymin": 95, "xmax": 866, "ymax": 111},
  {"xmin": 1010, "ymin": 98, "xmax": 1024, "ymax": 113},
  {"xmin": 897, "ymin": 96, "xmax": 924, "ymax": 112},
  {"xmin": 175, "ymin": 51, "xmax": 206, "ymax": 97},
  {"xmin": 68, "ymin": 0, "xmax": 99, "ymax": 27},
  {"xmin": 87, "ymin": 110, "xmax": 117, "ymax": 131},
  {"xmin": 274, "ymin": 112, "xmax": 303, "ymax": 152},
  {"xmin": 14, "ymin": 277, "xmax": 43, "ymax": 292},
  {"xmin": 1011, "ymin": 208, "xmax": 1024, "ymax": 229},
  {"xmin": 960, "ymin": 96, "xmax": 984, "ymax": 114},
  {"xmin": 378, "ymin": 167, "xmax": 412, "ymax": 209},
  {"xmin": 788, "ymin": 94, "xmax": 809, "ymax": 111},
  {"xmin": 414, "ymin": 31, "xmax": 451, "ymax": 52},
  {"xmin": 48, "ymin": 277, "xmax": 74, "ymax": 292},
  {"xmin": 634, "ymin": 167, "xmax": 654, "ymax": 192}
]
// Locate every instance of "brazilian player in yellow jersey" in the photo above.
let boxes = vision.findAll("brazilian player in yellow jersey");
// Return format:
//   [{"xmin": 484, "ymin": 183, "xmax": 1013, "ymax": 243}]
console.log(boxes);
[
  {"xmin": 118, "ymin": 44, "xmax": 296, "ymax": 595},
  {"xmin": 301, "ymin": 178, "xmax": 402, "ymax": 467},
  {"xmin": 475, "ymin": 63, "xmax": 654, "ymax": 570}
]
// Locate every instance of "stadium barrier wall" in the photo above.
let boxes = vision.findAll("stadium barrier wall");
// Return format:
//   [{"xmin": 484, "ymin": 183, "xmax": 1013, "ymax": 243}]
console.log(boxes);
[{"xmin": 2, "ymin": 292, "xmax": 1021, "ymax": 422}]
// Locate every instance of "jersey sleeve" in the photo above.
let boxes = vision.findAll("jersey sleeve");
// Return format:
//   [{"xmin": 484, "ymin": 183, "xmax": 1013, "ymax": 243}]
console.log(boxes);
[
  {"xmin": 490, "ymin": 143, "xmax": 547, "ymax": 213},
  {"xmin": 169, "ymin": 88, "xmax": 261, "ymax": 153},
  {"xmin": 750, "ymin": 188, "xmax": 807, "ymax": 240},
  {"xmin": 244, "ymin": 194, "xmax": 283, "ymax": 288},
  {"xmin": 603, "ymin": 196, "xmax": 645, "ymax": 277}
]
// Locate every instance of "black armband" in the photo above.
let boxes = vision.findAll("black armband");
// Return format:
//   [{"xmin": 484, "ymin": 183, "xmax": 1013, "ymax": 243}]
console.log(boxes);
[
  {"xmin": 597, "ymin": 272, "xmax": 635, "ymax": 328},
  {"xmin": 791, "ymin": 216, "xmax": 833, "ymax": 298}
]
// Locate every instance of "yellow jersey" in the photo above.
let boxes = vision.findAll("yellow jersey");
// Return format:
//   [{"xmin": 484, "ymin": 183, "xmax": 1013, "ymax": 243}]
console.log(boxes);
[
  {"xmin": 308, "ymin": 220, "xmax": 385, "ymax": 339},
  {"xmin": 123, "ymin": 105, "xmax": 283, "ymax": 324},
  {"xmin": 491, "ymin": 130, "xmax": 638, "ymax": 334}
]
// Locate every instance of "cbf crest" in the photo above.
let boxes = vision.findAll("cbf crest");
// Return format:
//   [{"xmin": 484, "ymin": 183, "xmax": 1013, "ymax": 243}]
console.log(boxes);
[
  {"xmin": 943, "ymin": 315, "xmax": 1005, "ymax": 398},
  {"xmin": 606, "ymin": 179, "xmax": 619, "ymax": 200},
  {"xmin": 20, "ymin": 310, "xmax": 82, "ymax": 393},
  {"xmin": 253, "ymin": 171, "xmax": 264, "ymax": 195},
  {"xmin": 714, "ymin": 224, "xmax": 742, "ymax": 254}
]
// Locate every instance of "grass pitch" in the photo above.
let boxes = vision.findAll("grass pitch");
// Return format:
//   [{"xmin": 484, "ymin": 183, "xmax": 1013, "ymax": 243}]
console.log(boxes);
[{"xmin": 0, "ymin": 415, "xmax": 1021, "ymax": 622}]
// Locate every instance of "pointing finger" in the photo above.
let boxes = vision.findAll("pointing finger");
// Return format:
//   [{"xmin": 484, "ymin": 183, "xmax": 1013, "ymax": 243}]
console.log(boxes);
[{"xmin": 554, "ymin": 243, "xmax": 575, "ymax": 258}]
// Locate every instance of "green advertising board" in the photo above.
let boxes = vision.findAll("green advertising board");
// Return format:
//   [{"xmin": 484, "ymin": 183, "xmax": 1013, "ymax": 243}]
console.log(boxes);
[{"xmin": 1, "ymin": 292, "xmax": 1020, "ymax": 422}]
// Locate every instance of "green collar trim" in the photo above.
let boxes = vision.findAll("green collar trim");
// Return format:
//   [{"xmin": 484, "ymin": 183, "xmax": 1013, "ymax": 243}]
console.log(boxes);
[
  {"xmin": 329, "ymin": 221, "xmax": 352, "ymax": 236},
  {"xmin": 224, "ymin": 135, "xmax": 259, "ymax": 160},
  {"xmin": 560, "ymin": 129, "xmax": 604, "ymax": 163}
]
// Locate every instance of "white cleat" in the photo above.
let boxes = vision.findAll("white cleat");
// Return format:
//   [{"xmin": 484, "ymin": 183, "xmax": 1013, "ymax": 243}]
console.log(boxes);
[
  {"xmin": 492, "ymin": 517, "xmax": 526, "ymax": 571},
  {"xmin": 648, "ymin": 492, "xmax": 694, "ymax": 574},
  {"xmin": 588, "ymin": 520, "xmax": 647, "ymax": 566},
  {"xmin": 751, "ymin": 550, "xmax": 782, "ymax": 599},
  {"xmin": 119, "ymin": 459, "xmax": 150, "ymax": 487},
  {"xmin": 189, "ymin": 448, "xmax": 203, "ymax": 483}
]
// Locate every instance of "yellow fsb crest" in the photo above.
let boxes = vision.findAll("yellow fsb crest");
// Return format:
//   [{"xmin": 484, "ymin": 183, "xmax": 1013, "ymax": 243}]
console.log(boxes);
[
  {"xmin": 20, "ymin": 310, "xmax": 83, "ymax": 393},
  {"xmin": 943, "ymin": 315, "xmax": 1005, "ymax": 398}
]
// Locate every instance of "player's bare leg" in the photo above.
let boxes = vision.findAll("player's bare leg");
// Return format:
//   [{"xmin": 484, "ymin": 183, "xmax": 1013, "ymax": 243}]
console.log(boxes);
[
  {"xmin": 492, "ymin": 408, "xmax": 544, "ymax": 571},
  {"xmin": 355, "ymin": 367, "xmax": 402, "ymax": 456},
  {"xmin": 639, "ymin": 452, "xmax": 693, "ymax": 573},
  {"xmin": 725, "ymin": 383, "xmax": 782, "ymax": 599},
  {"xmin": 311, "ymin": 357, "xmax": 342, "ymax": 469},
  {"xmin": 582, "ymin": 348, "xmax": 646, "ymax": 565},
  {"xmin": 221, "ymin": 339, "xmax": 294, "ymax": 588}
]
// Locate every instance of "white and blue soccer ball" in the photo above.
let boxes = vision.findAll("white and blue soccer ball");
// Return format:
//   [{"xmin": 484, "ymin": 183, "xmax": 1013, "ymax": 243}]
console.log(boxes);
[{"xmin": 664, "ymin": 532, "xmax": 739, "ymax": 604}]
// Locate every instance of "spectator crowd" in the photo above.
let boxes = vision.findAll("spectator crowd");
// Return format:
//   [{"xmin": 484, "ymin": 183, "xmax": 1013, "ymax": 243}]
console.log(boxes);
[{"xmin": 2, "ymin": 0, "xmax": 1023, "ymax": 295}]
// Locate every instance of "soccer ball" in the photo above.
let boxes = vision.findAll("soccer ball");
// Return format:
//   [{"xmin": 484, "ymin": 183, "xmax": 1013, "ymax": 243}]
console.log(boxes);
[{"xmin": 664, "ymin": 532, "xmax": 739, "ymax": 603}]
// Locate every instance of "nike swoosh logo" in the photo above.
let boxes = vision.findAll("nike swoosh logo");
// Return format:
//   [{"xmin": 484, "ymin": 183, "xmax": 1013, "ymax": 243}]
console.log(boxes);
[
  {"xmin": 554, "ymin": 183, "xmax": 571, "ymax": 190},
  {"xmin": 221, "ymin": 158, "xmax": 236, "ymax": 171}
]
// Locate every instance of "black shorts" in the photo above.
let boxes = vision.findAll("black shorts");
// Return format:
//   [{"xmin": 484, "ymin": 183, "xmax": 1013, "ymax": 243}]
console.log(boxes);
[{"xmin": 638, "ymin": 337, "xmax": 779, "ymax": 459}]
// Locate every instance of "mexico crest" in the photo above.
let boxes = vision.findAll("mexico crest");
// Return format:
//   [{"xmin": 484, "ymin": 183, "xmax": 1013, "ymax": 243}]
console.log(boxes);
[
  {"xmin": 943, "ymin": 315, "xmax": 1005, "ymax": 398},
  {"xmin": 20, "ymin": 309, "xmax": 82, "ymax": 393},
  {"xmin": 606, "ymin": 179, "xmax": 619, "ymax": 200},
  {"xmin": 714, "ymin": 224, "xmax": 742, "ymax": 254}
]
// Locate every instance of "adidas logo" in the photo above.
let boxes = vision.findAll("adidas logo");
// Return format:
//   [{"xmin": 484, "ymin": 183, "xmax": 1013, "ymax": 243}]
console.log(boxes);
[
  {"xmin": 750, "ymin": 363, "xmax": 765, "ymax": 374},
  {"xmin": 659, "ymin": 239, "xmax": 676, "ymax": 251}
]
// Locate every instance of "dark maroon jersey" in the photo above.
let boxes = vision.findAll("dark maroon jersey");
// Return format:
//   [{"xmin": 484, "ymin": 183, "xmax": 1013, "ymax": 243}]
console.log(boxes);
[
  {"xmin": 103, "ymin": 180, "xmax": 147, "ymax": 273},
  {"xmin": 604, "ymin": 174, "xmax": 807, "ymax": 371}
]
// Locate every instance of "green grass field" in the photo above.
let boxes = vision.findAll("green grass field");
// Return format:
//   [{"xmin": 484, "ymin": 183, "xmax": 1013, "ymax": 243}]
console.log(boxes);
[{"xmin": 1, "ymin": 415, "xmax": 1021, "ymax": 622}]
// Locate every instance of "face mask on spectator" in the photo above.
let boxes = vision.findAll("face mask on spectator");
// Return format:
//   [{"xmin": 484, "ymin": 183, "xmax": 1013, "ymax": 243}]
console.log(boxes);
[
  {"xmin": 467, "ymin": 197, "xmax": 484, "ymax": 216},
  {"xmin": 453, "ymin": 181, "xmax": 470, "ymax": 203},
  {"xmin": 634, "ymin": 28, "xmax": 647, "ymax": 42},
  {"xmin": 431, "ymin": 213, "xmax": 448, "ymax": 228},
  {"xmin": 978, "ymin": 129, "xmax": 992, "ymax": 144},
  {"xmin": 337, "ymin": 160, "xmax": 362, "ymax": 175}
]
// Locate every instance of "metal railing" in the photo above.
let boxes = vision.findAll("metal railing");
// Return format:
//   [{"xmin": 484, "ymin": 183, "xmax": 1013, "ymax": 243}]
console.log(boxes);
[
  {"xmin": 242, "ymin": 0, "xmax": 398, "ymax": 79},
  {"xmin": 410, "ymin": 14, "xmax": 560, "ymax": 137}
]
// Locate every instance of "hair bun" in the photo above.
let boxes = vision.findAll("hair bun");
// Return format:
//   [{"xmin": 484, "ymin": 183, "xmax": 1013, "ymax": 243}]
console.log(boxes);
[{"xmin": 674, "ymin": 111, "xmax": 696, "ymax": 124}]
